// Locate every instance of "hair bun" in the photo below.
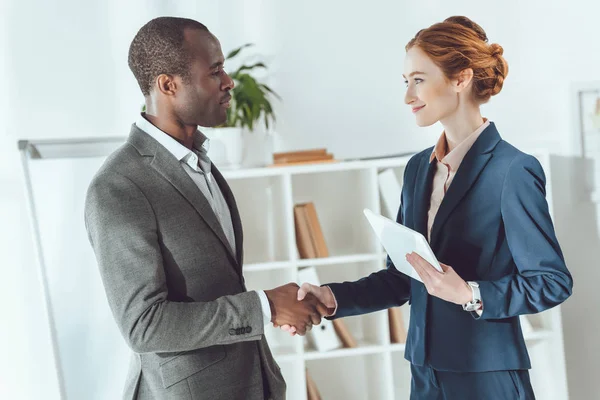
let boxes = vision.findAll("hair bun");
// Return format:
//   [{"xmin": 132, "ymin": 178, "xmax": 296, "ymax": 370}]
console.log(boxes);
[
  {"xmin": 444, "ymin": 16, "xmax": 488, "ymax": 42},
  {"xmin": 490, "ymin": 43, "xmax": 504, "ymax": 58}
]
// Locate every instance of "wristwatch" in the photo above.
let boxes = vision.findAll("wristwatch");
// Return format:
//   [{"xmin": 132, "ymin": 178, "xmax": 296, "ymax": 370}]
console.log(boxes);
[{"xmin": 462, "ymin": 281, "xmax": 483, "ymax": 312}]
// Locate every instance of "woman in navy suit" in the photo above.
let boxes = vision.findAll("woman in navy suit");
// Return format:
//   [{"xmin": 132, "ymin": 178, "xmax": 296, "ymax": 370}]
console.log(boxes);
[{"xmin": 284, "ymin": 16, "xmax": 573, "ymax": 400}]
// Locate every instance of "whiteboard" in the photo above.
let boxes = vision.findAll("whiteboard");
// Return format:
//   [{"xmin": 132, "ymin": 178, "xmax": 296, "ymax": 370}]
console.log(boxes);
[{"xmin": 22, "ymin": 140, "xmax": 130, "ymax": 400}]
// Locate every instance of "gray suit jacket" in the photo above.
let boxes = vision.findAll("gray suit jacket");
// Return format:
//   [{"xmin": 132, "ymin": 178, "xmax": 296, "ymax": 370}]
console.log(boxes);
[{"xmin": 85, "ymin": 125, "xmax": 286, "ymax": 400}]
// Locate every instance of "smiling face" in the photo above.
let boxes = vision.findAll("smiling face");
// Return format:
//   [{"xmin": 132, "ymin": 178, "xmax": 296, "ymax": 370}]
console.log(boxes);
[{"xmin": 403, "ymin": 46, "xmax": 461, "ymax": 127}]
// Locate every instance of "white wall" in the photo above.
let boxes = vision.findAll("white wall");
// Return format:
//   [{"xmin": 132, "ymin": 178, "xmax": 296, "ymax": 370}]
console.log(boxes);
[
  {"xmin": 261, "ymin": 0, "xmax": 600, "ymax": 158},
  {"xmin": 2, "ymin": 0, "xmax": 599, "ymax": 399}
]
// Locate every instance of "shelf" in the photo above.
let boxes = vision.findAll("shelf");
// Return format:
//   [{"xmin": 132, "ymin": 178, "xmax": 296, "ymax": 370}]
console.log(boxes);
[
  {"xmin": 220, "ymin": 156, "xmax": 412, "ymax": 180},
  {"xmin": 304, "ymin": 340, "xmax": 387, "ymax": 361},
  {"xmin": 302, "ymin": 330, "xmax": 553, "ymax": 361},
  {"xmin": 297, "ymin": 253, "xmax": 382, "ymax": 268},
  {"xmin": 271, "ymin": 345, "xmax": 299, "ymax": 363},
  {"xmin": 389, "ymin": 343, "xmax": 407, "ymax": 353},
  {"xmin": 243, "ymin": 254, "xmax": 384, "ymax": 271},
  {"xmin": 244, "ymin": 261, "xmax": 294, "ymax": 272}
]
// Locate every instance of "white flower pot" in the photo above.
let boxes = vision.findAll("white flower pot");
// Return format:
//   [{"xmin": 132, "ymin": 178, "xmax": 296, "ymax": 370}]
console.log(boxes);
[{"xmin": 201, "ymin": 127, "xmax": 245, "ymax": 169}]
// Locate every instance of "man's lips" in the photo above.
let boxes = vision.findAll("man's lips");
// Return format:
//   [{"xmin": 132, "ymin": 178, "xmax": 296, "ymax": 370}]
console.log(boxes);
[{"xmin": 220, "ymin": 95, "xmax": 232, "ymax": 105}]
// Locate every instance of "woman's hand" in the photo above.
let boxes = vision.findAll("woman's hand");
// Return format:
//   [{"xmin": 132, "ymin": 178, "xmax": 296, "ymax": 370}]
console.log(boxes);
[{"xmin": 406, "ymin": 252, "xmax": 473, "ymax": 305}]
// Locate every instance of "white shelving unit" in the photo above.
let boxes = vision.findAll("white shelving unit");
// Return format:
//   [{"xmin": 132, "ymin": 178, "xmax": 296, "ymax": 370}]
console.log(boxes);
[
  {"xmin": 20, "ymin": 136, "xmax": 586, "ymax": 399},
  {"xmin": 224, "ymin": 152, "xmax": 578, "ymax": 400}
]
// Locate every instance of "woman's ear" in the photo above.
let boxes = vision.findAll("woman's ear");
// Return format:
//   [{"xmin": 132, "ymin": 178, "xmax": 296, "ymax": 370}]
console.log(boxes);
[{"xmin": 453, "ymin": 68, "xmax": 474, "ymax": 93}]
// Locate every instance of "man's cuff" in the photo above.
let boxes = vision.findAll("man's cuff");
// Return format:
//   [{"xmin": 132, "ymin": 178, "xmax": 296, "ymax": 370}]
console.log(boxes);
[{"xmin": 256, "ymin": 290, "xmax": 272, "ymax": 326}]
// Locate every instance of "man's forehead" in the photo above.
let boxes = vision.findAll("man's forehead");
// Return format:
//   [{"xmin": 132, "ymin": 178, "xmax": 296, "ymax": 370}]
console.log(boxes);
[{"xmin": 183, "ymin": 28, "xmax": 223, "ymax": 63}]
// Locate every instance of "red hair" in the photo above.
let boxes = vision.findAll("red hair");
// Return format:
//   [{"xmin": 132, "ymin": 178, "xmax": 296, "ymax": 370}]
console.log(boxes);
[{"xmin": 406, "ymin": 16, "xmax": 508, "ymax": 104}]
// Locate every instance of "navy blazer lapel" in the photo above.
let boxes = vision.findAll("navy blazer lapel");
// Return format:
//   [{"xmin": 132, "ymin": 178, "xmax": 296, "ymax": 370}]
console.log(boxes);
[
  {"xmin": 429, "ymin": 123, "xmax": 502, "ymax": 248},
  {"xmin": 128, "ymin": 126, "xmax": 240, "ymax": 270},
  {"xmin": 412, "ymin": 151, "xmax": 437, "ymax": 238}
]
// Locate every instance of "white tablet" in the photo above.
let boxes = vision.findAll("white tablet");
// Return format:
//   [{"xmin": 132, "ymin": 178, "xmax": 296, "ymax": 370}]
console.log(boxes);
[{"xmin": 363, "ymin": 208, "xmax": 442, "ymax": 282}]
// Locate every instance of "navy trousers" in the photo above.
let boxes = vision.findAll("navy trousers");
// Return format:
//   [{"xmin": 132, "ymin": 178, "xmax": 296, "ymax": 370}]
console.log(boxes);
[{"xmin": 410, "ymin": 364, "xmax": 535, "ymax": 400}]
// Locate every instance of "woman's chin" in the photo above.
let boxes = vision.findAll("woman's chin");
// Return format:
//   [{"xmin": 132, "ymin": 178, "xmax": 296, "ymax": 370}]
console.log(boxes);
[{"xmin": 415, "ymin": 116, "xmax": 437, "ymax": 127}]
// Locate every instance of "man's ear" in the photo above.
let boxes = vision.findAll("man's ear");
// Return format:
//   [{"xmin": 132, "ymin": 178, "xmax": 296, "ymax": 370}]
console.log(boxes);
[
  {"xmin": 155, "ymin": 74, "xmax": 177, "ymax": 96},
  {"xmin": 453, "ymin": 68, "xmax": 474, "ymax": 93}
]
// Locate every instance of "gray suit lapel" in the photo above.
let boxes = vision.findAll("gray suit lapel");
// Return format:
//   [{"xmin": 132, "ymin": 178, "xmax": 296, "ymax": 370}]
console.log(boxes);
[
  {"xmin": 211, "ymin": 166, "xmax": 244, "ymax": 269},
  {"xmin": 127, "ymin": 125, "xmax": 240, "ymax": 271}
]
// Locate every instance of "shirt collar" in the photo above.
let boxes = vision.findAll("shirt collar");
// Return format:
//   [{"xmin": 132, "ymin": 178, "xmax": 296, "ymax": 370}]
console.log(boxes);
[
  {"xmin": 135, "ymin": 113, "xmax": 210, "ymax": 160},
  {"xmin": 429, "ymin": 118, "xmax": 490, "ymax": 171}
]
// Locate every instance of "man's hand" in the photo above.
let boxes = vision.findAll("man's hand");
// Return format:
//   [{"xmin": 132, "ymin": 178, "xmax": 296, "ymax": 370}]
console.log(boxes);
[
  {"xmin": 278, "ymin": 283, "xmax": 337, "ymax": 336},
  {"xmin": 406, "ymin": 252, "xmax": 472, "ymax": 305},
  {"xmin": 264, "ymin": 283, "xmax": 329, "ymax": 336}
]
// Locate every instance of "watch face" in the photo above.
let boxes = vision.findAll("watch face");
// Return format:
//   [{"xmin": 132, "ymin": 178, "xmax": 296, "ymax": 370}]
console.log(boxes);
[{"xmin": 463, "ymin": 301, "xmax": 482, "ymax": 312}]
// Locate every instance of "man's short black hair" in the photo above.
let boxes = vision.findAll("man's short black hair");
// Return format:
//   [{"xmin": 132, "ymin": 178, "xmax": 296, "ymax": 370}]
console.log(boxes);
[{"xmin": 128, "ymin": 17, "xmax": 209, "ymax": 96}]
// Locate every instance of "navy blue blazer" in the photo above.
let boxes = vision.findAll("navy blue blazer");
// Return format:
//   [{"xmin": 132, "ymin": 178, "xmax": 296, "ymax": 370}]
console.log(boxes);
[{"xmin": 327, "ymin": 122, "xmax": 573, "ymax": 372}]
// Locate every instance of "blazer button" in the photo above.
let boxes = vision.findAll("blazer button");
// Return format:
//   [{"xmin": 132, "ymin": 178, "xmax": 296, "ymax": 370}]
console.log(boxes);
[
  {"xmin": 246, "ymin": 326, "xmax": 252, "ymax": 334},
  {"xmin": 235, "ymin": 328, "xmax": 241, "ymax": 335},
  {"xmin": 229, "ymin": 328, "xmax": 236, "ymax": 336}
]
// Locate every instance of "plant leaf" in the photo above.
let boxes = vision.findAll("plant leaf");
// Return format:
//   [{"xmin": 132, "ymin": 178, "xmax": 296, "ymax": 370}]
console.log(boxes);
[
  {"xmin": 260, "ymin": 84, "xmax": 281, "ymax": 100},
  {"xmin": 234, "ymin": 62, "xmax": 267, "ymax": 75},
  {"xmin": 225, "ymin": 43, "xmax": 254, "ymax": 60}
]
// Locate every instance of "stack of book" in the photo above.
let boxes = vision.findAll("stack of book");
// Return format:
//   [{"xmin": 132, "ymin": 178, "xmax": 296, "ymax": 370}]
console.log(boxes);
[
  {"xmin": 293, "ymin": 202, "xmax": 329, "ymax": 259},
  {"xmin": 271, "ymin": 148, "xmax": 336, "ymax": 167}
]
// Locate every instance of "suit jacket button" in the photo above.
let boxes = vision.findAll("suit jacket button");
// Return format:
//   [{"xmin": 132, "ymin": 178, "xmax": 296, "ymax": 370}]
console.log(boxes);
[
  {"xmin": 235, "ymin": 328, "xmax": 241, "ymax": 335},
  {"xmin": 229, "ymin": 328, "xmax": 236, "ymax": 336},
  {"xmin": 246, "ymin": 326, "xmax": 252, "ymax": 334}
]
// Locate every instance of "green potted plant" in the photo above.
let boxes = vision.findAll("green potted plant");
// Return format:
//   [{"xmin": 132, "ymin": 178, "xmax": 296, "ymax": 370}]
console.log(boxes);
[{"xmin": 204, "ymin": 43, "xmax": 280, "ymax": 168}]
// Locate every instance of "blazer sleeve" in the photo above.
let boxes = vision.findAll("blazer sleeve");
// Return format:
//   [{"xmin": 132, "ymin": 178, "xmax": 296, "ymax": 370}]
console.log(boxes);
[
  {"xmin": 84, "ymin": 172, "xmax": 264, "ymax": 354},
  {"xmin": 477, "ymin": 154, "xmax": 573, "ymax": 320},
  {"xmin": 326, "ymin": 162, "xmax": 413, "ymax": 319}
]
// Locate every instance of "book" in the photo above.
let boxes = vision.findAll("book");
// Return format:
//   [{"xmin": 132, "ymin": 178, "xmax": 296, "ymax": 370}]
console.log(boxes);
[
  {"xmin": 332, "ymin": 319, "xmax": 357, "ymax": 348},
  {"xmin": 274, "ymin": 153, "xmax": 334, "ymax": 164},
  {"xmin": 268, "ymin": 159, "xmax": 337, "ymax": 168},
  {"xmin": 388, "ymin": 307, "xmax": 407, "ymax": 343},
  {"xmin": 303, "ymin": 202, "xmax": 329, "ymax": 258},
  {"xmin": 305, "ymin": 369, "xmax": 322, "ymax": 400},
  {"xmin": 293, "ymin": 203, "xmax": 329, "ymax": 259},
  {"xmin": 294, "ymin": 205, "xmax": 317, "ymax": 259},
  {"xmin": 271, "ymin": 148, "xmax": 335, "ymax": 167},
  {"xmin": 274, "ymin": 148, "xmax": 327, "ymax": 160}
]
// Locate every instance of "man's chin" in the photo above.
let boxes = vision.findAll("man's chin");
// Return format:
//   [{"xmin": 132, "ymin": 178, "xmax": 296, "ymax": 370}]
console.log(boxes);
[{"xmin": 198, "ymin": 117, "xmax": 227, "ymax": 128}]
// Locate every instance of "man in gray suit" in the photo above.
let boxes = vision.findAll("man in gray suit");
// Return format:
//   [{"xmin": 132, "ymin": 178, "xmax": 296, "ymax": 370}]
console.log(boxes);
[{"xmin": 85, "ymin": 17, "xmax": 327, "ymax": 400}]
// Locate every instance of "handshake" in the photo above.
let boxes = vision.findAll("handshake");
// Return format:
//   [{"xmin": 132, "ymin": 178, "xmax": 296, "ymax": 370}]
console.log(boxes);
[{"xmin": 264, "ymin": 282, "xmax": 337, "ymax": 336}]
